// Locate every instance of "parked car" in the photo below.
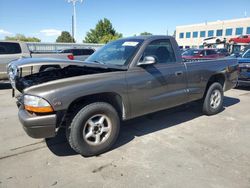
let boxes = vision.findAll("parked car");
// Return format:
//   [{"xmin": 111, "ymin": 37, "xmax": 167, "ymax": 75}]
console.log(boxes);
[
  {"xmin": 229, "ymin": 35, "xmax": 250, "ymax": 44},
  {"xmin": 59, "ymin": 48, "xmax": 95, "ymax": 61},
  {"xmin": 215, "ymin": 48, "xmax": 230, "ymax": 56},
  {"xmin": 182, "ymin": 48, "xmax": 224, "ymax": 61},
  {"xmin": 8, "ymin": 35, "xmax": 238, "ymax": 156},
  {"xmin": 237, "ymin": 49, "xmax": 250, "ymax": 86},
  {"xmin": 203, "ymin": 37, "xmax": 226, "ymax": 46},
  {"xmin": 0, "ymin": 41, "xmax": 74, "ymax": 79}
]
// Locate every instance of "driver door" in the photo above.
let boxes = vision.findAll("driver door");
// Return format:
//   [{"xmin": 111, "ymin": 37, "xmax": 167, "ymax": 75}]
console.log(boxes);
[{"xmin": 126, "ymin": 39, "xmax": 188, "ymax": 118}]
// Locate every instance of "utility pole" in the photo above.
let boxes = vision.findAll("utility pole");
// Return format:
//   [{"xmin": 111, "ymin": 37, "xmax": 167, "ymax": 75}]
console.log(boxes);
[{"xmin": 67, "ymin": 0, "xmax": 83, "ymax": 42}]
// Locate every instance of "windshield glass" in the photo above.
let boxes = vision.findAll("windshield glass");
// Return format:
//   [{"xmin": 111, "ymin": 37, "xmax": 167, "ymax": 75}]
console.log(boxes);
[
  {"xmin": 242, "ymin": 49, "xmax": 250, "ymax": 58},
  {"xmin": 86, "ymin": 39, "xmax": 143, "ymax": 66},
  {"xmin": 182, "ymin": 49, "xmax": 201, "ymax": 56}
]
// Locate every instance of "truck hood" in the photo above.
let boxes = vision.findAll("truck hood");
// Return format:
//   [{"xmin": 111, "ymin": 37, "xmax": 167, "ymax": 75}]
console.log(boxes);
[
  {"xmin": 8, "ymin": 57, "xmax": 122, "ymax": 69},
  {"xmin": 8, "ymin": 58, "xmax": 126, "ymax": 92}
]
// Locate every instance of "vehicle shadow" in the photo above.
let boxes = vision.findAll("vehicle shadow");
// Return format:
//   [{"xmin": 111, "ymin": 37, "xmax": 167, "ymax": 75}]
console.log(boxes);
[
  {"xmin": 235, "ymin": 86, "xmax": 250, "ymax": 91},
  {"xmin": 46, "ymin": 96, "xmax": 240, "ymax": 157},
  {"xmin": 0, "ymin": 82, "xmax": 12, "ymax": 90}
]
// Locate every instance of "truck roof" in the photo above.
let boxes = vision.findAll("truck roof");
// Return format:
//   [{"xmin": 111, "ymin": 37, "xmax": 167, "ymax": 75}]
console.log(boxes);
[{"xmin": 118, "ymin": 35, "xmax": 174, "ymax": 41}]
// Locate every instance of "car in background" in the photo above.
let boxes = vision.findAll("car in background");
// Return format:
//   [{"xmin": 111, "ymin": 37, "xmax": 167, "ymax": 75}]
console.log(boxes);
[
  {"xmin": 182, "ymin": 48, "xmax": 225, "ymax": 61},
  {"xmin": 215, "ymin": 48, "xmax": 230, "ymax": 56},
  {"xmin": 203, "ymin": 37, "xmax": 226, "ymax": 46},
  {"xmin": 229, "ymin": 35, "xmax": 250, "ymax": 44},
  {"xmin": 237, "ymin": 49, "xmax": 250, "ymax": 86},
  {"xmin": 59, "ymin": 48, "xmax": 95, "ymax": 61},
  {"xmin": 0, "ymin": 41, "xmax": 74, "ymax": 79}
]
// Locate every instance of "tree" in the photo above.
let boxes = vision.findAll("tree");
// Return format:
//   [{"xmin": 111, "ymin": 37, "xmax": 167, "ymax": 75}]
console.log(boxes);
[
  {"xmin": 56, "ymin": 31, "xmax": 75, "ymax": 43},
  {"xmin": 140, "ymin": 32, "xmax": 152, "ymax": 36},
  {"xmin": 84, "ymin": 18, "xmax": 122, "ymax": 43},
  {"xmin": 5, "ymin": 34, "xmax": 41, "ymax": 42}
]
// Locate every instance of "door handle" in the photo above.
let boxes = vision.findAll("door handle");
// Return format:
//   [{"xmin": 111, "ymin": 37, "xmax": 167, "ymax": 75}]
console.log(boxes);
[{"xmin": 175, "ymin": 71, "xmax": 183, "ymax": 76}]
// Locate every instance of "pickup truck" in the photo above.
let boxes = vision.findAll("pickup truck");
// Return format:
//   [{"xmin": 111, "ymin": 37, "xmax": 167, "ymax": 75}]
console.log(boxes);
[
  {"xmin": 0, "ymin": 41, "xmax": 73, "ymax": 79},
  {"xmin": 7, "ymin": 36, "xmax": 238, "ymax": 156},
  {"xmin": 237, "ymin": 49, "xmax": 250, "ymax": 86}
]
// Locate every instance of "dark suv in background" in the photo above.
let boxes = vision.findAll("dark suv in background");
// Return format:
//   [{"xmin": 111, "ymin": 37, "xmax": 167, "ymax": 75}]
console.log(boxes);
[
  {"xmin": 182, "ymin": 48, "xmax": 225, "ymax": 61},
  {"xmin": 60, "ymin": 48, "xmax": 95, "ymax": 61}
]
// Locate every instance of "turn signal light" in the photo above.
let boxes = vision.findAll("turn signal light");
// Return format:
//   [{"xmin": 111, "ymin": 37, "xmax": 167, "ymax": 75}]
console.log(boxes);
[
  {"xmin": 24, "ymin": 95, "xmax": 54, "ymax": 113},
  {"xmin": 24, "ymin": 105, "xmax": 54, "ymax": 113}
]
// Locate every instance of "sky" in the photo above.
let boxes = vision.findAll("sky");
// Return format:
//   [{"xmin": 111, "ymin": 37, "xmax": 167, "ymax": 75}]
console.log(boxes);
[{"xmin": 0, "ymin": 0, "xmax": 250, "ymax": 42}]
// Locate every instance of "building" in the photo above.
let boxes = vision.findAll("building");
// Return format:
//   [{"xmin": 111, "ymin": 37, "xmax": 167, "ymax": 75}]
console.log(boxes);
[{"xmin": 176, "ymin": 17, "xmax": 250, "ymax": 49}]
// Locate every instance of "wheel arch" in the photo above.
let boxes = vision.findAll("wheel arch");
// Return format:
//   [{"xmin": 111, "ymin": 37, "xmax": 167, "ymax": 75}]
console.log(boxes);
[
  {"xmin": 66, "ymin": 92, "xmax": 126, "ymax": 121},
  {"xmin": 203, "ymin": 73, "xmax": 225, "ymax": 98}
]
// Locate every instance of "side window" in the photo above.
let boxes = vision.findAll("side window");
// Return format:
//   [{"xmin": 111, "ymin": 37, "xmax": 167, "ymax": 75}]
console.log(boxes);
[
  {"xmin": 82, "ymin": 49, "xmax": 95, "ymax": 55},
  {"xmin": 141, "ymin": 39, "xmax": 176, "ymax": 64},
  {"xmin": 0, "ymin": 42, "xmax": 21, "ymax": 55},
  {"xmin": 73, "ymin": 49, "xmax": 81, "ymax": 56},
  {"xmin": 206, "ymin": 50, "xmax": 217, "ymax": 55},
  {"xmin": 63, "ymin": 49, "xmax": 71, "ymax": 53}
]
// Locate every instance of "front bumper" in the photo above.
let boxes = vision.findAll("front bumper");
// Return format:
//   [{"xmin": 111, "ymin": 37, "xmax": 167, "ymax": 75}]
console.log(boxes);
[{"xmin": 18, "ymin": 108, "xmax": 57, "ymax": 138}]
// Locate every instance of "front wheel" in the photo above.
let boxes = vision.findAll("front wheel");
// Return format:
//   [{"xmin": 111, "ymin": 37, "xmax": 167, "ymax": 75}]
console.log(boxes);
[
  {"xmin": 67, "ymin": 102, "xmax": 120, "ymax": 157},
  {"xmin": 202, "ymin": 82, "xmax": 224, "ymax": 115}
]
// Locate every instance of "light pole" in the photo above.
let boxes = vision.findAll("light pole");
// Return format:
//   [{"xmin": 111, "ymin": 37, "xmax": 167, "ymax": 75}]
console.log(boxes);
[{"xmin": 67, "ymin": 0, "xmax": 83, "ymax": 42}]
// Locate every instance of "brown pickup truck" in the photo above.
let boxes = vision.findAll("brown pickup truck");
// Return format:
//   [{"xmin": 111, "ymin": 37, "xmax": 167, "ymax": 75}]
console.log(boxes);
[{"xmin": 8, "ymin": 35, "xmax": 238, "ymax": 156}]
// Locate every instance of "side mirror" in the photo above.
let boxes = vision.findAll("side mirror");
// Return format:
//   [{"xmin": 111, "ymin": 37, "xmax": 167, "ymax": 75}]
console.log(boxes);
[{"xmin": 137, "ymin": 56, "xmax": 156, "ymax": 66}]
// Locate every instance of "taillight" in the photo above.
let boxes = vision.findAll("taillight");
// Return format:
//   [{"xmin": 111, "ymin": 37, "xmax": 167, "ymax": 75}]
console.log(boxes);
[{"xmin": 67, "ymin": 54, "xmax": 74, "ymax": 60}]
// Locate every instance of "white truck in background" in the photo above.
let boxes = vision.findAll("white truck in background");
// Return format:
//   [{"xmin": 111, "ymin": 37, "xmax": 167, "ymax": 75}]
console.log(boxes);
[{"xmin": 0, "ymin": 41, "xmax": 74, "ymax": 79}]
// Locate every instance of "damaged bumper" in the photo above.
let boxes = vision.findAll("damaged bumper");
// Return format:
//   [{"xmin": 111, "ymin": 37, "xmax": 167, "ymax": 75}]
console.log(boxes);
[{"xmin": 18, "ymin": 107, "xmax": 57, "ymax": 138}]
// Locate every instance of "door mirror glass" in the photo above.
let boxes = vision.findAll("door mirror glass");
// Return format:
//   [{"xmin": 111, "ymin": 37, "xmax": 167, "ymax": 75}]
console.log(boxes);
[{"xmin": 138, "ymin": 56, "xmax": 156, "ymax": 66}]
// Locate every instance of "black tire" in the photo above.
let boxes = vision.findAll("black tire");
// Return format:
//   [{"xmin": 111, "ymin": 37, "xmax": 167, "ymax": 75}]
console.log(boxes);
[
  {"xmin": 67, "ymin": 102, "xmax": 120, "ymax": 157},
  {"xmin": 216, "ymin": 39, "xmax": 221, "ymax": 44},
  {"xmin": 202, "ymin": 82, "xmax": 224, "ymax": 115}
]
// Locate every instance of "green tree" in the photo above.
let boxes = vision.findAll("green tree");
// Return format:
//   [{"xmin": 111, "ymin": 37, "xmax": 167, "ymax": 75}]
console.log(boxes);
[
  {"xmin": 5, "ymin": 34, "xmax": 41, "ymax": 42},
  {"xmin": 84, "ymin": 18, "xmax": 122, "ymax": 43},
  {"xmin": 140, "ymin": 32, "xmax": 152, "ymax": 36},
  {"xmin": 56, "ymin": 31, "xmax": 75, "ymax": 43}
]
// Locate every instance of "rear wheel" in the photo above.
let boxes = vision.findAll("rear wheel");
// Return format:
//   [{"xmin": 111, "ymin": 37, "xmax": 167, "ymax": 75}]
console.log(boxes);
[
  {"xmin": 67, "ymin": 102, "xmax": 120, "ymax": 157},
  {"xmin": 202, "ymin": 82, "xmax": 224, "ymax": 115}
]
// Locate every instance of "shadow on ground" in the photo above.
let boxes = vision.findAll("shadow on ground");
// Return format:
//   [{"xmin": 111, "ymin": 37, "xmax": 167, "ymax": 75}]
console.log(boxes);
[
  {"xmin": 46, "ymin": 96, "xmax": 240, "ymax": 157},
  {"xmin": 235, "ymin": 86, "xmax": 250, "ymax": 91},
  {"xmin": 0, "ymin": 83, "xmax": 12, "ymax": 90}
]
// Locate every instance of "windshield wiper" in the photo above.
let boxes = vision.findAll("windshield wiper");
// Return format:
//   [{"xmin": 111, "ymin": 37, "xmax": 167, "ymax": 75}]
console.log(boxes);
[{"xmin": 92, "ymin": 60, "xmax": 105, "ymax": 64}]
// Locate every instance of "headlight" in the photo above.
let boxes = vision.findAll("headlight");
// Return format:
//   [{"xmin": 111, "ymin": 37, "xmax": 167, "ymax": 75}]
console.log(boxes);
[
  {"xmin": 24, "ymin": 95, "xmax": 54, "ymax": 113},
  {"xmin": 7, "ymin": 64, "xmax": 18, "ymax": 88}
]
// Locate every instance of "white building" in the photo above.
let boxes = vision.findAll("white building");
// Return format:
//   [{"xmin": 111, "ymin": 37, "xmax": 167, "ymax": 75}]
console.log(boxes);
[{"xmin": 176, "ymin": 17, "xmax": 250, "ymax": 49}]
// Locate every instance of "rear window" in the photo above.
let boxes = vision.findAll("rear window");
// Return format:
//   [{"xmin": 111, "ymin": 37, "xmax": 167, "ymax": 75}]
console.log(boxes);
[
  {"xmin": 75, "ymin": 49, "xmax": 95, "ymax": 56},
  {"xmin": 62, "ymin": 49, "xmax": 95, "ymax": 56},
  {"xmin": 182, "ymin": 49, "xmax": 201, "ymax": 56},
  {"xmin": 206, "ymin": 50, "xmax": 217, "ymax": 55},
  {"xmin": 0, "ymin": 42, "xmax": 22, "ymax": 54}
]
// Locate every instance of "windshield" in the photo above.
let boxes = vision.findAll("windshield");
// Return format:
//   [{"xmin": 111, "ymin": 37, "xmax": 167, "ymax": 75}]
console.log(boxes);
[
  {"xmin": 182, "ymin": 49, "xmax": 201, "ymax": 56},
  {"xmin": 242, "ymin": 49, "xmax": 250, "ymax": 58},
  {"xmin": 86, "ymin": 39, "xmax": 143, "ymax": 66}
]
